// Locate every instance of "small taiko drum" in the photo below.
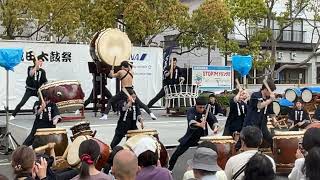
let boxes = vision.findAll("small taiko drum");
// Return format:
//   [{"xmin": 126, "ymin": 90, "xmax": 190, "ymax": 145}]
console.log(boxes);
[
  {"xmin": 272, "ymin": 131, "xmax": 305, "ymax": 172},
  {"xmin": 200, "ymin": 136, "xmax": 235, "ymax": 169},
  {"xmin": 301, "ymin": 87, "xmax": 320, "ymax": 103},
  {"xmin": 67, "ymin": 135, "xmax": 110, "ymax": 170},
  {"xmin": 125, "ymin": 129, "xmax": 169, "ymax": 167},
  {"xmin": 34, "ymin": 128, "xmax": 68, "ymax": 156},
  {"xmin": 39, "ymin": 80, "xmax": 85, "ymax": 113},
  {"xmin": 70, "ymin": 121, "xmax": 96, "ymax": 141},
  {"xmin": 285, "ymin": 88, "xmax": 302, "ymax": 102},
  {"xmin": 164, "ymin": 84, "xmax": 199, "ymax": 109}
]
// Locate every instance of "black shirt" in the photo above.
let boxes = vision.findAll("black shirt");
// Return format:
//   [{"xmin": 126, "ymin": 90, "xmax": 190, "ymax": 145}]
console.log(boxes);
[
  {"xmin": 288, "ymin": 108, "xmax": 310, "ymax": 124},
  {"xmin": 33, "ymin": 101, "xmax": 60, "ymax": 126},
  {"xmin": 26, "ymin": 66, "xmax": 47, "ymax": 90},
  {"xmin": 163, "ymin": 65, "xmax": 182, "ymax": 85},
  {"xmin": 227, "ymin": 98, "xmax": 247, "ymax": 133},
  {"xmin": 206, "ymin": 102, "xmax": 224, "ymax": 115}
]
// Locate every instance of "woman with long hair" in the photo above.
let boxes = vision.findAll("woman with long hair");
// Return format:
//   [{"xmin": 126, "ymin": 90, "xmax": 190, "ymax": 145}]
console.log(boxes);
[
  {"xmin": 71, "ymin": 139, "xmax": 112, "ymax": 180},
  {"xmin": 305, "ymin": 146, "xmax": 320, "ymax": 180},
  {"xmin": 243, "ymin": 153, "xmax": 275, "ymax": 180}
]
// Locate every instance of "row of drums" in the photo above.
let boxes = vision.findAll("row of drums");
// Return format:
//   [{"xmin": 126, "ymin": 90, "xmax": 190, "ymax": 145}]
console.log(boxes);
[
  {"xmin": 285, "ymin": 87, "xmax": 320, "ymax": 103},
  {"xmin": 34, "ymin": 121, "xmax": 318, "ymax": 173}
]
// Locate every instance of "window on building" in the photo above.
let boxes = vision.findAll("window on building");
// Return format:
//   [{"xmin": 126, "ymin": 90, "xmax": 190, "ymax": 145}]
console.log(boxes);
[
  {"xmin": 163, "ymin": 35, "xmax": 179, "ymax": 48},
  {"xmin": 278, "ymin": 68, "xmax": 306, "ymax": 84},
  {"xmin": 317, "ymin": 67, "xmax": 320, "ymax": 84}
]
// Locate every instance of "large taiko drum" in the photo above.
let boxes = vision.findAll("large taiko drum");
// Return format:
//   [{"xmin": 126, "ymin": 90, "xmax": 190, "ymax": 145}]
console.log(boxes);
[
  {"xmin": 272, "ymin": 131, "xmax": 305, "ymax": 172},
  {"xmin": 67, "ymin": 135, "xmax": 110, "ymax": 171},
  {"xmin": 285, "ymin": 88, "xmax": 302, "ymax": 102},
  {"xmin": 125, "ymin": 129, "xmax": 169, "ymax": 168},
  {"xmin": 39, "ymin": 80, "xmax": 85, "ymax": 113},
  {"xmin": 70, "ymin": 121, "xmax": 96, "ymax": 141},
  {"xmin": 164, "ymin": 84, "xmax": 199, "ymax": 109},
  {"xmin": 301, "ymin": 87, "xmax": 320, "ymax": 103},
  {"xmin": 200, "ymin": 136, "xmax": 235, "ymax": 169},
  {"xmin": 34, "ymin": 128, "xmax": 68, "ymax": 156},
  {"xmin": 90, "ymin": 28, "xmax": 132, "ymax": 66},
  {"xmin": 272, "ymin": 98, "xmax": 293, "ymax": 116}
]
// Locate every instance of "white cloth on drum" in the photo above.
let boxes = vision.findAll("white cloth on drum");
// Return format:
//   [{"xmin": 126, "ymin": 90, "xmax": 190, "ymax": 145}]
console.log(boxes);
[{"xmin": 131, "ymin": 137, "xmax": 157, "ymax": 157}]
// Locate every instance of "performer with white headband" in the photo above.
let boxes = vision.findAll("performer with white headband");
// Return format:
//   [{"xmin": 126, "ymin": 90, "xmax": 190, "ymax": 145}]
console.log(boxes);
[{"xmin": 11, "ymin": 53, "xmax": 48, "ymax": 120}]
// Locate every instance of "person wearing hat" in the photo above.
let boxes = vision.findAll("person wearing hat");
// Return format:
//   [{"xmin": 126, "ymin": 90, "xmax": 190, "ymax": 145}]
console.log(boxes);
[
  {"xmin": 206, "ymin": 94, "xmax": 224, "ymax": 116},
  {"xmin": 168, "ymin": 97, "xmax": 219, "ymax": 171},
  {"xmin": 288, "ymin": 99, "xmax": 310, "ymax": 131},
  {"xmin": 187, "ymin": 147, "xmax": 222, "ymax": 180},
  {"xmin": 101, "ymin": 61, "xmax": 157, "ymax": 120},
  {"xmin": 11, "ymin": 53, "xmax": 48, "ymax": 120}
]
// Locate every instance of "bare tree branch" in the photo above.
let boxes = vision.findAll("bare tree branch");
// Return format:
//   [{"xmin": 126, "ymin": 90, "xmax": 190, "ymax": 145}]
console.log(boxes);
[{"xmin": 171, "ymin": 46, "xmax": 199, "ymax": 55}]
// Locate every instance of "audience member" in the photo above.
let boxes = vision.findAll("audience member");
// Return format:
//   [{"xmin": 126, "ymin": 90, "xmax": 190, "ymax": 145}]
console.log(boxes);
[
  {"xmin": 224, "ymin": 126, "xmax": 275, "ymax": 180},
  {"xmin": 112, "ymin": 149, "xmax": 138, "ymax": 180},
  {"xmin": 11, "ymin": 145, "xmax": 47, "ymax": 180},
  {"xmin": 71, "ymin": 139, "xmax": 112, "ymax": 180},
  {"xmin": 242, "ymin": 153, "xmax": 276, "ymax": 180}
]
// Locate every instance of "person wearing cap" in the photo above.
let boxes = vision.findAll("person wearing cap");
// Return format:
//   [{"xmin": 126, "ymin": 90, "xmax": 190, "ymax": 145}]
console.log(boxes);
[
  {"xmin": 224, "ymin": 126, "xmax": 275, "ymax": 180},
  {"xmin": 168, "ymin": 97, "xmax": 219, "ymax": 171},
  {"xmin": 110, "ymin": 92, "xmax": 144, "ymax": 149},
  {"xmin": 206, "ymin": 94, "xmax": 224, "ymax": 116},
  {"xmin": 101, "ymin": 61, "xmax": 157, "ymax": 121},
  {"xmin": 147, "ymin": 57, "xmax": 184, "ymax": 108},
  {"xmin": 187, "ymin": 147, "xmax": 222, "ymax": 180},
  {"xmin": 11, "ymin": 53, "xmax": 48, "ymax": 120},
  {"xmin": 243, "ymin": 80, "xmax": 276, "ymax": 146},
  {"xmin": 288, "ymin": 99, "xmax": 310, "ymax": 131}
]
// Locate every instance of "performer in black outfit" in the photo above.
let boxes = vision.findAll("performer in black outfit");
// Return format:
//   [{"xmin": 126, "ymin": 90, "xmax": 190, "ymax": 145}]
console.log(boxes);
[
  {"xmin": 223, "ymin": 89, "xmax": 248, "ymax": 136},
  {"xmin": 147, "ymin": 57, "xmax": 184, "ymax": 108},
  {"xmin": 110, "ymin": 92, "xmax": 143, "ymax": 149},
  {"xmin": 206, "ymin": 94, "xmax": 224, "ymax": 116},
  {"xmin": 288, "ymin": 99, "xmax": 310, "ymax": 131},
  {"xmin": 23, "ymin": 98, "xmax": 61, "ymax": 146},
  {"xmin": 11, "ymin": 54, "xmax": 48, "ymax": 120},
  {"xmin": 168, "ymin": 97, "xmax": 219, "ymax": 171},
  {"xmin": 243, "ymin": 80, "xmax": 276, "ymax": 146}
]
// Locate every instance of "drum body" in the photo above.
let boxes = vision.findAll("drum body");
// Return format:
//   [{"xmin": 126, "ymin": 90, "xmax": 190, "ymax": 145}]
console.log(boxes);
[
  {"xmin": 285, "ymin": 88, "xmax": 302, "ymax": 102},
  {"xmin": 125, "ymin": 130, "xmax": 168, "ymax": 167},
  {"xmin": 272, "ymin": 98, "xmax": 293, "ymax": 116},
  {"xmin": 301, "ymin": 87, "xmax": 320, "ymax": 103},
  {"xmin": 90, "ymin": 28, "xmax": 132, "ymax": 66},
  {"xmin": 67, "ymin": 135, "xmax": 110, "ymax": 170},
  {"xmin": 272, "ymin": 131, "xmax": 304, "ymax": 170},
  {"xmin": 164, "ymin": 84, "xmax": 199, "ymax": 109},
  {"xmin": 200, "ymin": 136, "xmax": 235, "ymax": 169},
  {"xmin": 34, "ymin": 128, "xmax": 68, "ymax": 156},
  {"xmin": 305, "ymin": 122, "xmax": 320, "ymax": 129},
  {"xmin": 70, "ymin": 121, "xmax": 95, "ymax": 141},
  {"xmin": 39, "ymin": 80, "xmax": 85, "ymax": 113}
]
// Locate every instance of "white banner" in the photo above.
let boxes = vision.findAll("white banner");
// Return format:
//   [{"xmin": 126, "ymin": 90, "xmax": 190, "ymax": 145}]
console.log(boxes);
[
  {"xmin": 0, "ymin": 41, "xmax": 163, "ymax": 110},
  {"xmin": 192, "ymin": 65, "xmax": 232, "ymax": 91}
]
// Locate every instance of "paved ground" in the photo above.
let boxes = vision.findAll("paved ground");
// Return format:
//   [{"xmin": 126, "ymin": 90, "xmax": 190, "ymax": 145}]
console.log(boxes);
[{"xmin": 0, "ymin": 109, "xmax": 288, "ymax": 180}]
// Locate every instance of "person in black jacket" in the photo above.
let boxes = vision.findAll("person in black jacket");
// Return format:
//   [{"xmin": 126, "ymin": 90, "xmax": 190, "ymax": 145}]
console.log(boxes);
[
  {"xmin": 110, "ymin": 92, "xmax": 144, "ymax": 149},
  {"xmin": 147, "ymin": 57, "xmax": 184, "ymax": 108},
  {"xmin": 168, "ymin": 97, "xmax": 219, "ymax": 171},
  {"xmin": 288, "ymin": 99, "xmax": 311, "ymax": 131},
  {"xmin": 11, "ymin": 54, "xmax": 48, "ymax": 120},
  {"xmin": 206, "ymin": 94, "xmax": 224, "ymax": 116}
]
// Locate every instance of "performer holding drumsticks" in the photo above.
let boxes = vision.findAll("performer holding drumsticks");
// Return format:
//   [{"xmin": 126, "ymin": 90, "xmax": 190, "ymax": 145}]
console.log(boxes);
[
  {"xmin": 168, "ymin": 97, "xmax": 219, "ymax": 171},
  {"xmin": 243, "ymin": 79, "xmax": 276, "ymax": 146},
  {"xmin": 100, "ymin": 61, "xmax": 157, "ymax": 120},
  {"xmin": 11, "ymin": 53, "xmax": 48, "ymax": 120}
]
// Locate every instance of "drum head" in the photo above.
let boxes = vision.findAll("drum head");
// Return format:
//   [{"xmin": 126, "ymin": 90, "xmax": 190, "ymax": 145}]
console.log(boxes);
[
  {"xmin": 285, "ymin": 89, "xmax": 297, "ymax": 102},
  {"xmin": 95, "ymin": 28, "xmax": 132, "ymax": 66},
  {"xmin": 272, "ymin": 101, "xmax": 280, "ymax": 116},
  {"xmin": 124, "ymin": 134, "xmax": 159, "ymax": 156},
  {"xmin": 67, "ymin": 135, "xmax": 90, "ymax": 166},
  {"xmin": 35, "ymin": 128, "xmax": 66, "ymax": 135},
  {"xmin": 302, "ymin": 89, "xmax": 313, "ymax": 103}
]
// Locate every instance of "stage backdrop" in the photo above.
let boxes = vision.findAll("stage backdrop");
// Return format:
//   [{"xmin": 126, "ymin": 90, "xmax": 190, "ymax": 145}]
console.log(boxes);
[
  {"xmin": 192, "ymin": 65, "xmax": 233, "ymax": 91},
  {"xmin": 0, "ymin": 40, "xmax": 163, "ymax": 110}
]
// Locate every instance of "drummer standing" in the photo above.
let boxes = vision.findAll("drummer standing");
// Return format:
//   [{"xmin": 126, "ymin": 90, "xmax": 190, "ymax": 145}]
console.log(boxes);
[
  {"xmin": 288, "ymin": 99, "xmax": 311, "ymax": 130},
  {"xmin": 11, "ymin": 54, "xmax": 48, "ymax": 120},
  {"xmin": 168, "ymin": 97, "xmax": 219, "ymax": 171},
  {"xmin": 23, "ymin": 98, "xmax": 61, "ymax": 146},
  {"xmin": 243, "ymin": 80, "xmax": 276, "ymax": 146},
  {"xmin": 147, "ymin": 57, "xmax": 184, "ymax": 108},
  {"xmin": 101, "ymin": 61, "xmax": 156, "ymax": 120},
  {"xmin": 110, "ymin": 92, "xmax": 144, "ymax": 149}
]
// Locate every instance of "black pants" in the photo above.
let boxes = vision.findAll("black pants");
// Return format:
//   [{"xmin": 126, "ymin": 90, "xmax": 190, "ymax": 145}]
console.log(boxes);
[
  {"xmin": 23, "ymin": 119, "xmax": 55, "ymax": 146},
  {"xmin": 168, "ymin": 143, "xmax": 194, "ymax": 171},
  {"xmin": 110, "ymin": 120, "xmax": 138, "ymax": 149},
  {"xmin": 104, "ymin": 88, "xmax": 151, "ymax": 115},
  {"xmin": 12, "ymin": 89, "xmax": 38, "ymax": 116},
  {"xmin": 261, "ymin": 123, "xmax": 273, "ymax": 147},
  {"xmin": 83, "ymin": 87, "xmax": 113, "ymax": 107},
  {"xmin": 147, "ymin": 88, "xmax": 165, "ymax": 108}
]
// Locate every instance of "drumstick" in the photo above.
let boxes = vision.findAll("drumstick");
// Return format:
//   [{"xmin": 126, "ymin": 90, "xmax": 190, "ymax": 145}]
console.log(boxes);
[
  {"xmin": 263, "ymin": 79, "xmax": 273, "ymax": 93},
  {"xmin": 112, "ymin": 56, "xmax": 116, "ymax": 70},
  {"xmin": 235, "ymin": 78, "xmax": 243, "ymax": 91},
  {"xmin": 38, "ymin": 88, "xmax": 45, "ymax": 105},
  {"xmin": 62, "ymin": 145, "xmax": 70, "ymax": 160},
  {"xmin": 202, "ymin": 104, "xmax": 211, "ymax": 130},
  {"xmin": 34, "ymin": 143, "xmax": 56, "ymax": 153},
  {"xmin": 170, "ymin": 59, "xmax": 174, "ymax": 79}
]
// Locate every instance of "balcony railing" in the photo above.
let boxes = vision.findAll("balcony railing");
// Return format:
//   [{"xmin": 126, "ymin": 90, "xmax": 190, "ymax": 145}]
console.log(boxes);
[{"xmin": 249, "ymin": 28, "xmax": 306, "ymax": 43}]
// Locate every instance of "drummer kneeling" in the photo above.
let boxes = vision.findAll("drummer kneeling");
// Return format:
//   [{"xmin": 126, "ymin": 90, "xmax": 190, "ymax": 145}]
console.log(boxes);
[
  {"xmin": 110, "ymin": 92, "xmax": 144, "ymax": 149},
  {"xmin": 23, "ymin": 97, "xmax": 62, "ymax": 146},
  {"xmin": 288, "ymin": 99, "xmax": 311, "ymax": 131}
]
